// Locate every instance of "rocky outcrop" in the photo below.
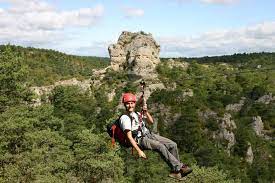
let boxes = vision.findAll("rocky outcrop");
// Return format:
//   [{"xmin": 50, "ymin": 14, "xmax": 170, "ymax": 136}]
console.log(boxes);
[
  {"xmin": 142, "ymin": 83, "xmax": 165, "ymax": 101},
  {"xmin": 167, "ymin": 58, "xmax": 189, "ymax": 70},
  {"xmin": 108, "ymin": 31, "xmax": 160, "ymax": 78},
  {"xmin": 245, "ymin": 142, "xmax": 254, "ymax": 164},
  {"xmin": 107, "ymin": 89, "xmax": 116, "ymax": 102},
  {"xmin": 252, "ymin": 116, "xmax": 264, "ymax": 137},
  {"xmin": 199, "ymin": 109, "xmax": 217, "ymax": 120},
  {"xmin": 256, "ymin": 93, "xmax": 275, "ymax": 104},
  {"xmin": 149, "ymin": 103, "xmax": 181, "ymax": 133},
  {"xmin": 251, "ymin": 116, "xmax": 273, "ymax": 140},
  {"xmin": 226, "ymin": 97, "xmax": 246, "ymax": 112},
  {"xmin": 200, "ymin": 110, "xmax": 236, "ymax": 154},
  {"xmin": 30, "ymin": 78, "xmax": 92, "ymax": 106},
  {"xmin": 218, "ymin": 113, "xmax": 237, "ymax": 153}
]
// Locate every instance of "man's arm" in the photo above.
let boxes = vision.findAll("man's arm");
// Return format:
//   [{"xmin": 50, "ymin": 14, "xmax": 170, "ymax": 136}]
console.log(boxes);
[
  {"xmin": 143, "ymin": 105, "xmax": 154, "ymax": 124},
  {"xmin": 125, "ymin": 130, "xmax": 147, "ymax": 159}
]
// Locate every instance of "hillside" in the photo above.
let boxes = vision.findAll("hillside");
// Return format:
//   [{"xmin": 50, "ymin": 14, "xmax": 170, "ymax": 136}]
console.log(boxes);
[
  {"xmin": 0, "ymin": 44, "xmax": 274, "ymax": 182},
  {"xmin": 0, "ymin": 45, "xmax": 109, "ymax": 86}
]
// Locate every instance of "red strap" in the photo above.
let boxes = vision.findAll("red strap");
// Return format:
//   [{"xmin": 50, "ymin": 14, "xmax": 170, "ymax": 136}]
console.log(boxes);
[{"xmin": 111, "ymin": 125, "xmax": 116, "ymax": 148}]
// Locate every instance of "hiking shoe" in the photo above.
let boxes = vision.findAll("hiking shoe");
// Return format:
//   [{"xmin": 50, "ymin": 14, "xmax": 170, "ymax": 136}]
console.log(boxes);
[
  {"xmin": 168, "ymin": 172, "xmax": 186, "ymax": 181},
  {"xmin": 180, "ymin": 164, "xmax": 193, "ymax": 177}
]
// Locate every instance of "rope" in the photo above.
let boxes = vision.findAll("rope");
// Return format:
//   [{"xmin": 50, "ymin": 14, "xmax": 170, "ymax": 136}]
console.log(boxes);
[{"xmin": 138, "ymin": 80, "xmax": 146, "ymax": 133}]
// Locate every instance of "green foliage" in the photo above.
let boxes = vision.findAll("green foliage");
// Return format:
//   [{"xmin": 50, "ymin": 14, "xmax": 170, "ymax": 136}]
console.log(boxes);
[
  {"xmin": 51, "ymin": 86, "xmax": 96, "ymax": 139},
  {"xmin": 0, "ymin": 44, "xmax": 109, "ymax": 86},
  {"xmin": 0, "ymin": 45, "xmax": 32, "ymax": 112},
  {"xmin": 183, "ymin": 164, "xmax": 241, "ymax": 183},
  {"xmin": 121, "ymin": 150, "xmax": 239, "ymax": 183},
  {"xmin": 0, "ymin": 105, "xmax": 125, "ymax": 182},
  {"xmin": 73, "ymin": 130, "xmax": 125, "ymax": 182},
  {"xmin": 172, "ymin": 110, "xmax": 203, "ymax": 153},
  {"xmin": 0, "ymin": 106, "xmax": 73, "ymax": 182},
  {"xmin": 205, "ymin": 117, "xmax": 219, "ymax": 131},
  {"xmin": 102, "ymin": 69, "xmax": 128, "ymax": 86},
  {"xmin": 248, "ymin": 138, "xmax": 275, "ymax": 182},
  {"xmin": 1, "ymin": 47, "xmax": 275, "ymax": 182},
  {"xmin": 233, "ymin": 125, "xmax": 252, "ymax": 157}
]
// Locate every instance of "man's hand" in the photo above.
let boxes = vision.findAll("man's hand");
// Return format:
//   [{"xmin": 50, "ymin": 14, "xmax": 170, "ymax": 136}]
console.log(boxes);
[
  {"xmin": 142, "ymin": 105, "xmax": 154, "ymax": 124},
  {"xmin": 138, "ymin": 150, "xmax": 147, "ymax": 159},
  {"xmin": 142, "ymin": 104, "xmax": 148, "ymax": 112}
]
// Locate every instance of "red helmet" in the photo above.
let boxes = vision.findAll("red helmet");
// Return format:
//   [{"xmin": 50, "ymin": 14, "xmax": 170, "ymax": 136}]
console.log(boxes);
[{"xmin": 122, "ymin": 93, "xmax": 137, "ymax": 103}]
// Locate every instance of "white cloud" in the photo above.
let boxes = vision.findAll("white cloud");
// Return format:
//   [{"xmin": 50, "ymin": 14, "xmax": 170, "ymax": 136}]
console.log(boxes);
[
  {"xmin": 0, "ymin": 0, "xmax": 104, "ymax": 45},
  {"xmin": 73, "ymin": 41, "xmax": 111, "ymax": 56},
  {"xmin": 157, "ymin": 21, "xmax": 275, "ymax": 57},
  {"xmin": 68, "ymin": 21, "xmax": 275, "ymax": 57},
  {"xmin": 6, "ymin": 0, "xmax": 55, "ymax": 13},
  {"xmin": 200, "ymin": 0, "xmax": 239, "ymax": 4},
  {"xmin": 122, "ymin": 7, "xmax": 144, "ymax": 18}
]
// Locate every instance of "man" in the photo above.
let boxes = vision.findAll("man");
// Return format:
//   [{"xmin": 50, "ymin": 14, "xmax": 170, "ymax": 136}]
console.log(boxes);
[{"xmin": 120, "ymin": 92, "xmax": 192, "ymax": 180}]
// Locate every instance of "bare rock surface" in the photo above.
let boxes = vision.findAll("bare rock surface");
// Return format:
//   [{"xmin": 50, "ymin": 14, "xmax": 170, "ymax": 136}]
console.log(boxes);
[
  {"xmin": 167, "ymin": 58, "xmax": 189, "ymax": 70},
  {"xmin": 30, "ymin": 78, "xmax": 91, "ymax": 106},
  {"xmin": 108, "ymin": 31, "xmax": 160, "ymax": 78},
  {"xmin": 226, "ymin": 97, "xmax": 246, "ymax": 112},
  {"xmin": 218, "ymin": 113, "xmax": 237, "ymax": 153},
  {"xmin": 256, "ymin": 93, "xmax": 275, "ymax": 104},
  {"xmin": 200, "ymin": 110, "xmax": 237, "ymax": 154},
  {"xmin": 245, "ymin": 142, "xmax": 254, "ymax": 164},
  {"xmin": 252, "ymin": 116, "xmax": 264, "ymax": 137}
]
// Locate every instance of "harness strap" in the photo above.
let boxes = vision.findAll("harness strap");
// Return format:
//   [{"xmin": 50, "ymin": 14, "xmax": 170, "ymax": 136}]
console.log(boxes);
[{"xmin": 111, "ymin": 125, "xmax": 116, "ymax": 148}]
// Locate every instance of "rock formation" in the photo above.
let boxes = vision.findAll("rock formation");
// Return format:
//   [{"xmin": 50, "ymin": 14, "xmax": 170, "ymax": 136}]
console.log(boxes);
[
  {"xmin": 225, "ymin": 97, "xmax": 246, "ymax": 112},
  {"xmin": 218, "ymin": 113, "xmax": 237, "ymax": 153},
  {"xmin": 252, "ymin": 116, "xmax": 264, "ymax": 137},
  {"xmin": 245, "ymin": 142, "xmax": 254, "ymax": 164},
  {"xmin": 199, "ymin": 110, "xmax": 237, "ymax": 154},
  {"xmin": 30, "ymin": 78, "xmax": 91, "ymax": 106},
  {"xmin": 256, "ymin": 93, "xmax": 275, "ymax": 104},
  {"xmin": 108, "ymin": 31, "xmax": 160, "ymax": 78},
  {"xmin": 167, "ymin": 58, "xmax": 189, "ymax": 70}
]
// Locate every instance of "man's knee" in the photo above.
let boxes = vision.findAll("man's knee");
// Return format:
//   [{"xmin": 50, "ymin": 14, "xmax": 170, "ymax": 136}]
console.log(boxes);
[
  {"xmin": 168, "ymin": 140, "xmax": 177, "ymax": 149},
  {"xmin": 156, "ymin": 143, "xmax": 167, "ymax": 151}
]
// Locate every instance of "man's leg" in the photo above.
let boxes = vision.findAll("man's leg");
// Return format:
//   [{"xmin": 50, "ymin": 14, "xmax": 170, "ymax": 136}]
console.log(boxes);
[
  {"xmin": 151, "ymin": 133, "xmax": 180, "ymax": 161},
  {"xmin": 140, "ymin": 136, "xmax": 183, "ymax": 172},
  {"xmin": 146, "ymin": 133, "xmax": 193, "ymax": 177}
]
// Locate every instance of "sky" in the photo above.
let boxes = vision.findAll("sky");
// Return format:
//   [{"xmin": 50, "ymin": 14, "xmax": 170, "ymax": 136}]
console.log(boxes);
[{"xmin": 0, "ymin": 0, "xmax": 275, "ymax": 58}]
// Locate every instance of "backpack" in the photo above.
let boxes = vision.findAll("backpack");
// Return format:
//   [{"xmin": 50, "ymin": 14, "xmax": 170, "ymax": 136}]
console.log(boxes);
[{"xmin": 106, "ymin": 115, "xmax": 132, "ymax": 148}]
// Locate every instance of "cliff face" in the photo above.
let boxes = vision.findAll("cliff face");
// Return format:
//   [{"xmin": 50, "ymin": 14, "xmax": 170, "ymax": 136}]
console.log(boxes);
[{"xmin": 108, "ymin": 31, "xmax": 160, "ymax": 78}]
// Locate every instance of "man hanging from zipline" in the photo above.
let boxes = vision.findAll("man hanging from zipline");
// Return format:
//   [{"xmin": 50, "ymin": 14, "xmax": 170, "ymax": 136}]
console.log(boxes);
[{"xmin": 119, "ymin": 83, "xmax": 192, "ymax": 180}]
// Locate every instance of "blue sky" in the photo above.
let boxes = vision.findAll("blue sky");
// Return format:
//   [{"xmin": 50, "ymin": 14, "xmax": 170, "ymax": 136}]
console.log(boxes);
[{"xmin": 0, "ymin": 0, "xmax": 275, "ymax": 57}]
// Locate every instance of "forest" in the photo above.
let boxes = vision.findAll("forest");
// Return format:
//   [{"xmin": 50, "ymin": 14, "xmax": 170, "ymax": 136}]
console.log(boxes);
[{"xmin": 0, "ymin": 45, "xmax": 274, "ymax": 182}]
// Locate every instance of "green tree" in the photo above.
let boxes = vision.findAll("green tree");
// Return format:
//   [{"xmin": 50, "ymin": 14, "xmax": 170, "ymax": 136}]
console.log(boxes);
[
  {"xmin": 73, "ymin": 130, "xmax": 125, "ymax": 182},
  {"xmin": 0, "ymin": 45, "xmax": 32, "ymax": 112}
]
